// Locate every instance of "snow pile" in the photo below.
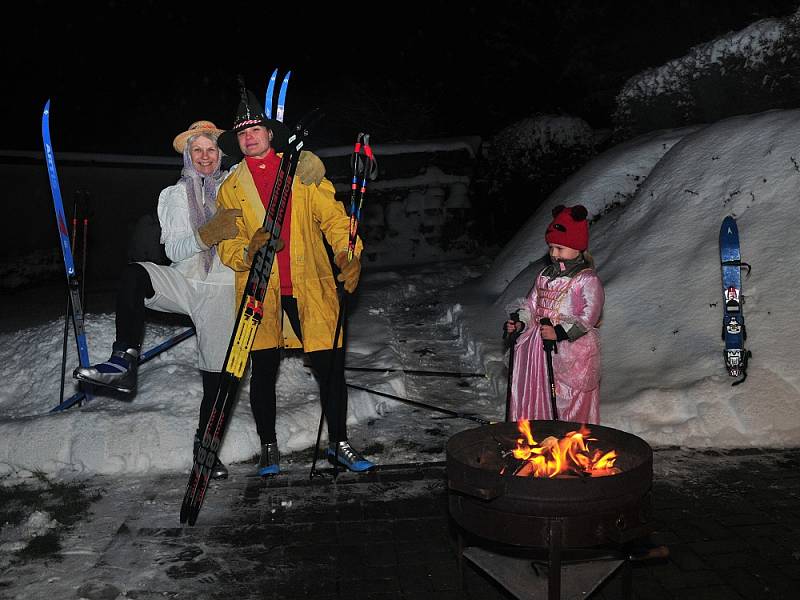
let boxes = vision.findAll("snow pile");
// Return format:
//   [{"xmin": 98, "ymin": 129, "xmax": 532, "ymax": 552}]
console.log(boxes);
[
  {"xmin": 0, "ymin": 312, "xmax": 385, "ymax": 478},
  {"xmin": 471, "ymin": 107, "xmax": 800, "ymax": 448}
]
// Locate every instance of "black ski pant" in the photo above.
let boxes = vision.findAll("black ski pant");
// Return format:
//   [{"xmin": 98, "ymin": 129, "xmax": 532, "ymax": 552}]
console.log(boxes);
[
  {"xmin": 116, "ymin": 264, "xmax": 223, "ymax": 451},
  {"xmin": 115, "ymin": 263, "xmax": 155, "ymax": 348},
  {"xmin": 250, "ymin": 295, "xmax": 348, "ymax": 446}
]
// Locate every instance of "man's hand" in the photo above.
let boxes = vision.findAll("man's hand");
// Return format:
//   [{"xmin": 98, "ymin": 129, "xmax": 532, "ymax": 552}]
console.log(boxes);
[
  {"xmin": 243, "ymin": 228, "xmax": 285, "ymax": 268},
  {"xmin": 334, "ymin": 251, "xmax": 361, "ymax": 293},
  {"xmin": 296, "ymin": 151, "xmax": 326, "ymax": 186},
  {"xmin": 197, "ymin": 208, "xmax": 242, "ymax": 247}
]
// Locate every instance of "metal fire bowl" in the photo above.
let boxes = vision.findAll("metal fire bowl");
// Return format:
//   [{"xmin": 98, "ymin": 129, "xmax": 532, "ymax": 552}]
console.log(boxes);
[{"xmin": 447, "ymin": 421, "xmax": 653, "ymax": 547}]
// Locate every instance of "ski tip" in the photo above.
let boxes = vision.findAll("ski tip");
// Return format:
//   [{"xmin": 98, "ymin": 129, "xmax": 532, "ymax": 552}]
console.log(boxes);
[
  {"xmin": 269, "ymin": 67, "xmax": 278, "ymax": 80},
  {"xmin": 43, "ymin": 99, "xmax": 51, "ymax": 114}
]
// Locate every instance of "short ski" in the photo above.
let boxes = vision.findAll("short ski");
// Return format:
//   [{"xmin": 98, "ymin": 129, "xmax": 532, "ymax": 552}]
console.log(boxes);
[
  {"xmin": 719, "ymin": 216, "xmax": 751, "ymax": 384},
  {"xmin": 180, "ymin": 109, "xmax": 322, "ymax": 525}
]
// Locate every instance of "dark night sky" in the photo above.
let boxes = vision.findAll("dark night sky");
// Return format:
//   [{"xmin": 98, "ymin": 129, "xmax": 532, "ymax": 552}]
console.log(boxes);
[{"xmin": 4, "ymin": 0, "xmax": 799, "ymax": 155}]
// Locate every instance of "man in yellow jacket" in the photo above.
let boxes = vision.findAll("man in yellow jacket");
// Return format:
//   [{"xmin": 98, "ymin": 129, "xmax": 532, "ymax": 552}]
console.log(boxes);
[{"xmin": 216, "ymin": 88, "xmax": 373, "ymax": 474}]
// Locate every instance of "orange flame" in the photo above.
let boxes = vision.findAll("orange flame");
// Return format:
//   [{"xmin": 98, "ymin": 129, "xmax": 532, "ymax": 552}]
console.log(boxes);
[{"xmin": 508, "ymin": 421, "xmax": 620, "ymax": 478}]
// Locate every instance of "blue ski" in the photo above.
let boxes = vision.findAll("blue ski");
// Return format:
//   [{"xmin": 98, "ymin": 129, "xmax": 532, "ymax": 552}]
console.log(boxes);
[
  {"xmin": 719, "ymin": 216, "xmax": 750, "ymax": 384},
  {"xmin": 265, "ymin": 69, "xmax": 290, "ymax": 122},
  {"xmin": 43, "ymin": 100, "xmax": 93, "ymax": 404},
  {"xmin": 264, "ymin": 68, "xmax": 278, "ymax": 119},
  {"xmin": 276, "ymin": 71, "xmax": 291, "ymax": 122}
]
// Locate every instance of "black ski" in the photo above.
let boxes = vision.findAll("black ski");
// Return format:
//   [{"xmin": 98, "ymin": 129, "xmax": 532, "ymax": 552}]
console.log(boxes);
[{"xmin": 180, "ymin": 109, "xmax": 322, "ymax": 525}]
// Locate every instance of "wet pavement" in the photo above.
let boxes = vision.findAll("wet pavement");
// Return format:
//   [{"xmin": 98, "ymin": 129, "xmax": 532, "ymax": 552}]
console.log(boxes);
[{"xmin": 2, "ymin": 445, "xmax": 799, "ymax": 599}]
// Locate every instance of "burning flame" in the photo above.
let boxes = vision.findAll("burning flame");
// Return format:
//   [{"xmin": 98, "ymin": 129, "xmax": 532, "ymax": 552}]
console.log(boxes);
[{"xmin": 506, "ymin": 420, "xmax": 620, "ymax": 478}]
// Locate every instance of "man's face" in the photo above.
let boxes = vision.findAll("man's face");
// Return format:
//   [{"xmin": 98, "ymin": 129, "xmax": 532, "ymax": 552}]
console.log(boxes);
[{"xmin": 237, "ymin": 125, "xmax": 271, "ymax": 158}]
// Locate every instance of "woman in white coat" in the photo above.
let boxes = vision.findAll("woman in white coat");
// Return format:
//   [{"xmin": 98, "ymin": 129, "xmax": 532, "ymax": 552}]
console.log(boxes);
[{"xmin": 75, "ymin": 120, "xmax": 239, "ymax": 478}]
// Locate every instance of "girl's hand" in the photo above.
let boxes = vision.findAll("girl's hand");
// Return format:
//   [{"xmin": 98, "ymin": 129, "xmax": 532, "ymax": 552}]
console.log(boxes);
[
  {"xmin": 505, "ymin": 320, "xmax": 523, "ymax": 334},
  {"xmin": 540, "ymin": 324, "xmax": 557, "ymax": 340}
]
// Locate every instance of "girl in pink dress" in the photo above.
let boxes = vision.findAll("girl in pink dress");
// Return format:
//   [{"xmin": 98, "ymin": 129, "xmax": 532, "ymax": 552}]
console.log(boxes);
[{"xmin": 505, "ymin": 205, "xmax": 605, "ymax": 424}]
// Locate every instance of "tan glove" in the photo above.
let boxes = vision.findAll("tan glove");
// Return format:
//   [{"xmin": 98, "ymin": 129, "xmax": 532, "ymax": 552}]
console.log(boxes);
[
  {"xmin": 334, "ymin": 251, "xmax": 361, "ymax": 293},
  {"xmin": 197, "ymin": 208, "xmax": 242, "ymax": 248},
  {"xmin": 243, "ymin": 228, "xmax": 285, "ymax": 268},
  {"xmin": 296, "ymin": 150, "xmax": 326, "ymax": 186}
]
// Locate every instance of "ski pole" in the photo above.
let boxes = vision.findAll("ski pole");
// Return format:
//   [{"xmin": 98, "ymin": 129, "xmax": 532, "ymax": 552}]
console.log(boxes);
[
  {"xmin": 503, "ymin": 311, "xmax": 521, "ymax": 421},
  {"xmin": 80, "ymin": 191, "xmax": 90, "ymax": 308},
  {"xmin": 58, "ymin": 193, "xmax": 81, "ymax": 406},
  {"xmin": 309, "ymin": 289, "xmax": 347, "ymax": 480},
  {"xmin": 540, "ymin": 318, "xmax": 559, "ymax": 420},
  {"xmin": 347, "ymin": 133, "xmax": 377, "ymax": 261},
  {"xmin": 346, "ymin": 383, "xmax": 492, "ymax": 425},
  {"xmin": 310, "ymin": 133, "xmax": 375, "ymax": 478}
]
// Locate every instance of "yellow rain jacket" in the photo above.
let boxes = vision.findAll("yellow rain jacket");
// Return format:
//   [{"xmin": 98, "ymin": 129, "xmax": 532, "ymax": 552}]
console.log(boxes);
[{"xmin": 217, "ymin": 159, "xmax": 362, "ymax": 352}]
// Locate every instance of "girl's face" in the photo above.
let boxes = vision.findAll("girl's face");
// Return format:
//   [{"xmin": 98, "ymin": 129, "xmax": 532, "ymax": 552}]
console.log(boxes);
[{"xmin": 549, "ymin": 244, "xmax": 581, "ymax": 261}]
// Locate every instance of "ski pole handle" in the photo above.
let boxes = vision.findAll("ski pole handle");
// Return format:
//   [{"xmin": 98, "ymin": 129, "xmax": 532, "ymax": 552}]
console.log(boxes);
[{"xmin": 540, "ymin": 318, "xmax": 557, "ymax": 353}]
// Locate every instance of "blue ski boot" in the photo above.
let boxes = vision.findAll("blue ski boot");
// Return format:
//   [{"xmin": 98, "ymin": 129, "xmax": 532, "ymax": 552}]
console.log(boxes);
[
  {"xmin": 73, "ymin": 342, "xmax": 139, "ymax": 393},
  {"xmin": 326, "ymin": 441, "xmax": 376, "ymax": 472},
  {"xmin": 258, "ymin": 442, "xmax": 280, "ymax": 477}
]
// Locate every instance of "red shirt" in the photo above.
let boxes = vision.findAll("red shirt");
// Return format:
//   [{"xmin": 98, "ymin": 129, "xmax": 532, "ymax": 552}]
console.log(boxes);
[{"xmin": 245, "ymin": 153, "xmax": 293, "ymax": 295}]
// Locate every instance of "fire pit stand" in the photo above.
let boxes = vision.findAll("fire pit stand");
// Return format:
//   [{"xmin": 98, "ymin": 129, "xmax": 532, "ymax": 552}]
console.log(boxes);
[
  {"xmin": 457, "ymin": 527, "xmax": 670, "ymax": 600},
  {"xmin": 447, "ymin": 420, "xmax": 666, "ymax": 600}
]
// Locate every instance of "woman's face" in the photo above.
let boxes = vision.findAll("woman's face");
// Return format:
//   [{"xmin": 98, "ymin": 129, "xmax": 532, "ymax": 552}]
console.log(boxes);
[
  {"xmin": 548, "ymin": 243, "xmax": 581, "ymax": 261},
  {"xmin": 189, "ymin": 135, "xmax": 220, "ymax": 176}
]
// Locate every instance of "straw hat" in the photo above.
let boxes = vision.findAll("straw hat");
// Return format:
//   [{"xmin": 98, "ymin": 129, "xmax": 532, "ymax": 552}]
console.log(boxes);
[{"xmin": 172, "ymin": 120, "xmax": 225, "ymax": 154}]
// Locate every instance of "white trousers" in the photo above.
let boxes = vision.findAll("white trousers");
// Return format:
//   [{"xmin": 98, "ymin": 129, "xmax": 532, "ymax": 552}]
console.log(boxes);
[{"xmin": 138, "ymin": 262, "xmax": 235, "ymax": 372}]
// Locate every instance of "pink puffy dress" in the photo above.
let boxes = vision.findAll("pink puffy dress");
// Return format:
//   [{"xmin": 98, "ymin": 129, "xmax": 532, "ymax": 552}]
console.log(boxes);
[{"xmin": 509, "ymin": 268, "xmax": 604, "ymax": 424}]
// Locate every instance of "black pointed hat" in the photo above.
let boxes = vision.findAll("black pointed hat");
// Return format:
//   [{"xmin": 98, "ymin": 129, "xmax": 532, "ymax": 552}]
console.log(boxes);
[{"xmin": 217, "ymin": 84, "xmax": 290, "ymax": 158}]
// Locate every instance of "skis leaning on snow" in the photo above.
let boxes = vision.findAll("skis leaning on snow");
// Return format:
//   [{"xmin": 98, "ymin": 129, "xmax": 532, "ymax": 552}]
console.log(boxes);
[
  {"xmin": 180, "ymin": 108, "xmax": 323, "ymax": 526},
  {"xmin": 44, "ymin": 100, "xmax": 197, "ymax": 412},
  {"xmin": 42, "ymin": 100, "xmax": 94, "ymax": 409},
  {"xmin": 719, "ymin": 216, "xmax": 751, "ymax": 385}
]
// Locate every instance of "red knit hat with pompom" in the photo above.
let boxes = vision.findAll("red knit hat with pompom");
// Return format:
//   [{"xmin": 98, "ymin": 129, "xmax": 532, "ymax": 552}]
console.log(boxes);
[{"xmin": 544, "ymin": 205, "xmax": 589, "ymax": 251}]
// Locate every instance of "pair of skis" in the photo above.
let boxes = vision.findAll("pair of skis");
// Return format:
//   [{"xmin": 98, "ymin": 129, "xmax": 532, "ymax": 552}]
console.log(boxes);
[
  {"xmin": 180, "ymin": 107, "xmax": 323, "ymax": 526},
  {"xmin": 43, "ymin": 101, "xmax": 92, "ymax": 408},
  {"xmin": 42, "ymin": 101, "xmax": 197, "ymax": 412},
  {"xmin": 719, "ymin": 216, "xmax": 751, "ymax": 385}
]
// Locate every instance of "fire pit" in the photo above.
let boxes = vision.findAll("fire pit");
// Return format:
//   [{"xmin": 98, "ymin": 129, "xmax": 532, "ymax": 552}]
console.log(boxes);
[{"xmin": 447, "ymin": 420, "xmax": 656, "ymax": 599}]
